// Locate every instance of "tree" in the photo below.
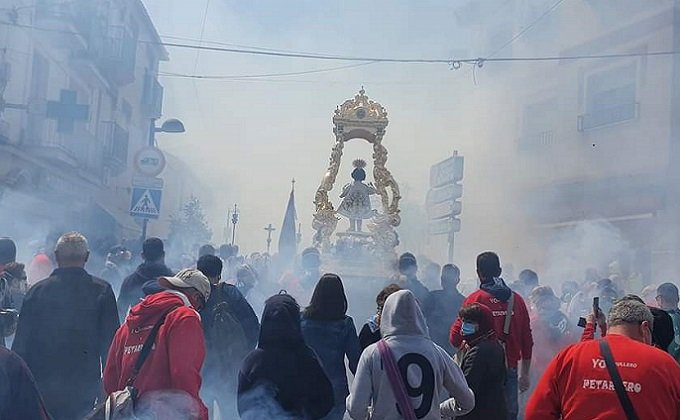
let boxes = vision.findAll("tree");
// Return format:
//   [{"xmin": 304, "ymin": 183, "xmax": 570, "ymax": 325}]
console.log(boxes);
[{"xmin": 168, "ymin": 195, "xmax": 212, "ymax": 252}]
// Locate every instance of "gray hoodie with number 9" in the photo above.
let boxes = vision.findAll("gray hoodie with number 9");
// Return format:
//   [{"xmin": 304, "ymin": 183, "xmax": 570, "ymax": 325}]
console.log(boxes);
[{"xmin": 347, "ymin": 289, "xmax": 475, "ymax": 420}]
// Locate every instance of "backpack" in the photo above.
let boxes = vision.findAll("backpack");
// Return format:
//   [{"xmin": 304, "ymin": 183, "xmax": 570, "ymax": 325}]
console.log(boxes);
[
  {"xmin": 667, "ymin": 309, "xmax": 680, "ymax": 363},
  {"xmin": 204, "ymin": 284, "xmax": 251, "ymax": 375},
  {"xmin": 84, "ymin": 307, "xmax": 178, "ymax": 420}
]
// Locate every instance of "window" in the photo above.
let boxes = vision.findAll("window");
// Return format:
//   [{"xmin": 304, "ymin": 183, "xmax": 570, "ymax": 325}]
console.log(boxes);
[
  {"xmin": 579, "ymin": 62, "xmax": 638, "ymax": 131},
  {"xmin": 27, "ymin": 52, "xmax": 49, "ymax": 144},
  {"xmin": 519, "ymin": 97, "xmax": 558, "ymax": 151},
  {"xmin": 141, "ymin": 70, "xmax": 163, "ymax": 118}
]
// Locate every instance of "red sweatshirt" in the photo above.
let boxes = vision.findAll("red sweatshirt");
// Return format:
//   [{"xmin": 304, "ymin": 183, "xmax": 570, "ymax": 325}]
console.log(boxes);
[
  {"xmin": 526, "ymin": 334, "xmax": 680, "ymax": 420},
  {"xmin": 103, "ymin": 291, "xmax": 208, "ymax": 420},
  {"xmin": 450, "ymin": 289, "xmax": 533, "ymax": 368}
]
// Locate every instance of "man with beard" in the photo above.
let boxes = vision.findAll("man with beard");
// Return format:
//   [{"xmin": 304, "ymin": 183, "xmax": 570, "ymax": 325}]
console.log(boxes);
[{"xmin": 118, "ymin": 238, "xmax": 173, "ymax": 322}]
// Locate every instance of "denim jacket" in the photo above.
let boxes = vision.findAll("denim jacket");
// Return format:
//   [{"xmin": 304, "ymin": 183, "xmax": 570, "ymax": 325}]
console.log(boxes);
[{"xmin": 301, "ymin": 315, "xmax": 361, "ymax": 400}]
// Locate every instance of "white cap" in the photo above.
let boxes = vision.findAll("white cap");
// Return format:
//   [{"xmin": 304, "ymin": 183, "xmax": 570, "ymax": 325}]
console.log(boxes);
[{"xmin": 160, "ymin": 268, "xmax": 211, "ymax": 302}]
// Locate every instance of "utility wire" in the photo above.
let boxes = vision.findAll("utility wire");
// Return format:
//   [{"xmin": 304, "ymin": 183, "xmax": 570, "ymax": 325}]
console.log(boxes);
[
  {"xmin": 0, "ymin": 19, "xmax": 677, "ymax": 70},
  {"xmin": 488, "ymin": 0, "xmax": 566, "ymax": 58},
  {"xmin": 159, "ymin": 61, "xmax": 377, "ymax": 80},
  {"xmin": 160, "ymin": 34, "xmax": 350, "ymax": 58}
]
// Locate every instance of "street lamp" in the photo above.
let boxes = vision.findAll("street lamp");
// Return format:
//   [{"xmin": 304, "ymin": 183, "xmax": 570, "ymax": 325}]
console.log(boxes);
[
  {"xmin": 157, "ymin": 118, "xmax": 185, "ymax": 134},
  {"xmin": 140, "ymin": 117, "xmax": 185, "ymax": 242},
  {"xmin": 148, "ymin": 118, "xmax": 185, "ymax": 147}
]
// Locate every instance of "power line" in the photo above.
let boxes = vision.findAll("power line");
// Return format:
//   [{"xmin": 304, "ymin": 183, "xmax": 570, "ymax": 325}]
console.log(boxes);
[
  {"xmin": 159, "ymin": 34, "xmax": 350, "ymax": 58},
  {"xmin": 159, "ymin": 40, "xmax": 454, "ymax": 63},
  {"xmin": 158, "ymin": 50, "xmax": 680, "ymax": 81},
  {"xmin": 159, "ymin": 61, "xmax": 377, "ymax": 80},
  {"xmin": 488, "ymin": 0, "xmax": 566, "ymax": 58},
  {"xmin": 0, "ymin": 19, "xmax": 677, "ymax": 70}
]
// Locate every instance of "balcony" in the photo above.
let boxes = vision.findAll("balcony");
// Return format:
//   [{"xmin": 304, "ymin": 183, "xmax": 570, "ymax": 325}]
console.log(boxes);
[
  {"xmin": 26, "ymin": 142, "xmax": 79, "ymax": 169},
  {"xmin": 86, "ymin": 25, "xmax": 138, "ymax": 86},
  {"xmin": 142, "ymin": 74, "xmax": 164, "ymax": 118},
  {"xmin": 577, "ymin": 102, "xmax": 639, "ymax": 131},
  {"xmin": 34, "ymin": 0, "xmax": 94, "ymax": 49},
  {"xmin": 103, "ymin": 122, "xmax": 129, "ymax": 175}
]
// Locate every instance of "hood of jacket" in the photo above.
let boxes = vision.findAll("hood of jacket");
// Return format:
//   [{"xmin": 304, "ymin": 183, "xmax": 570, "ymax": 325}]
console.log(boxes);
[
  {"xmin": 258, "ymin": 293, "xmax": 304, "ymax": 349},
  {"xmin": 464, "ymin": 303, "xmax": 498, "ymax": 346},
  {"xmin": 481, "ymin": 277, "xmax": 512, "ymax": 302},
  {"xmin": 125, "ymin": 290, "xmax": 191, "ymax": 331},
  {"xmin": 380, "ymin": 290, "xmax": 429, "ymax": 338},
  {"xmin": 134, "ymin": 261, "xmax": 173, "ymax": 282}
]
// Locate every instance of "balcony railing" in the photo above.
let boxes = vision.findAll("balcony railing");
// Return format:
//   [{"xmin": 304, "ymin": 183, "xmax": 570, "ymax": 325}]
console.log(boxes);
[
  {"xmin": 142, "ymin": 75, "xmax": 164, "ymax": 118},
  {"xmin": 35, "ymin": 0, "xmax": 94, "ymax": 40},
  {"xmin": 578, "ymin": 102, "xmax": 639, "ymax": 131},
  {"xmin": 103, "ymin": 122, "xmax": 129, "ymax": 175}
]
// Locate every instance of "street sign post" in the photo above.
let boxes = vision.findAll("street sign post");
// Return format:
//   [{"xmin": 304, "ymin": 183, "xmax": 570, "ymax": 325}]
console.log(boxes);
[
  {"xmin": 130, "ymin": 176, "xmax": 164, "ymax": 241},
  {"xmin": 134, "ymin": 147, "xmax": 166, "ymax": 177},
  {"xmin": 426, "ymin": 152, "xmax": 464, "ymax": 262},
  {"xmin": 428, "ymin": 217, "xmax": 462, "ymax": 236}
]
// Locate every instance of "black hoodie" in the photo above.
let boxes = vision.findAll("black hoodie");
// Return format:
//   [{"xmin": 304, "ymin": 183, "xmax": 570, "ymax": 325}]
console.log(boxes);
[
  {"xmin": 117, "ymin": 261, "xmax": 173, "ymax": 322},
  {"xmin": 480, "ymin": 277, "xmax": 513, "ymax": 302},
  {"xmin": 238, "ymin": 294, "xmax": 333, "ymax": 420}
]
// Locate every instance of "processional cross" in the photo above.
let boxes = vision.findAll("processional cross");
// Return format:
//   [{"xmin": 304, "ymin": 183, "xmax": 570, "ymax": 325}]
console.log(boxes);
[{"xmin": 264, "ymin": 224, "xmax": 276, "ymax": 254}]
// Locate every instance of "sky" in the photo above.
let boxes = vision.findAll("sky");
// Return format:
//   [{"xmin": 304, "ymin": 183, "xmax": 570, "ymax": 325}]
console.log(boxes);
[{"xmin": 142, "ymin": 0, "xmax": 485, "ymax": 263}]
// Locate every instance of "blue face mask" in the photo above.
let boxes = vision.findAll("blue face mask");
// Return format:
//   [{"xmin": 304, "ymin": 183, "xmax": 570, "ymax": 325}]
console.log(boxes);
[{"xmin": 461, "ymin": 321, "xmax": 478, "ymax": 336}]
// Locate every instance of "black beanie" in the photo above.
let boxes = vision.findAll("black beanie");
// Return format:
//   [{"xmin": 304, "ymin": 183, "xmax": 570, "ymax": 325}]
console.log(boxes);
[{"xmin": 0, "ymin": 237, "xmax": 17, "ymax": 265}]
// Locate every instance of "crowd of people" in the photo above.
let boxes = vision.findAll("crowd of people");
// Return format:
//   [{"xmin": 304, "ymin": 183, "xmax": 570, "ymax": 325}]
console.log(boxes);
[{"xmin": 1, "ymin": 232, "xmax": 680, "ymax": 419}]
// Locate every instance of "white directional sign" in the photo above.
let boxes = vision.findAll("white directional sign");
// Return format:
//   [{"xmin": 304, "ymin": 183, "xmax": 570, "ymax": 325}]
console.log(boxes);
[
  {"xmin": 427, "ymin": 183, "xmax": 463, "ymax": 206},
  {"xmin": 428, "ymin": 217, "xmax": 461, "ymax": 236},
  {"xmin": 430, "ymin": 155, "xmax": 464, "ymax": 189},
  {"xmin": 427, "ymin": 200, "xmax": 462, "ymax": 220}
]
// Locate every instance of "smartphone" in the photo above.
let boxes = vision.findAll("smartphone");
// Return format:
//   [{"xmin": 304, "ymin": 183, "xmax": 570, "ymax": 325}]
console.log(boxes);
[{"xmin": 577, "ymin": 317, "xmax": 587, "ymax": 328}]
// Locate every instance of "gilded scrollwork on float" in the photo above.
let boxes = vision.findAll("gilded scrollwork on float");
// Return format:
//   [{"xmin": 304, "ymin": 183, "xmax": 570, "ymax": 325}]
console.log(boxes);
[{"xmin": 312, "ymin": 88, "xmax": 401, "ymax": 255}]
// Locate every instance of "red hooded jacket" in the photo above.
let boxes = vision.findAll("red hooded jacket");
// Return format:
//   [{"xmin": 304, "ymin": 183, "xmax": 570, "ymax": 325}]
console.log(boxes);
[
  {"xmin": 450, "ymin": 281, "xmax": 533, "ymax": 368},
  {"xmin": 526, "ymin": 334, "xmax": 680, "ymax": 420},
  {"xmin": 103, "ymin": 291, "xmax": 208, "ymax": 420}
]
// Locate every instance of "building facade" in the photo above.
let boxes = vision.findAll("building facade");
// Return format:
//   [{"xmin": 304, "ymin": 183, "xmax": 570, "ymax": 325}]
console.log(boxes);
[
  {"xmin": 453, "ymin": 0, "xmax": 680, "ymax": 287},
  {"xmin": 0, "ymin": 0, "xmax": 168, "ymax": 254}
]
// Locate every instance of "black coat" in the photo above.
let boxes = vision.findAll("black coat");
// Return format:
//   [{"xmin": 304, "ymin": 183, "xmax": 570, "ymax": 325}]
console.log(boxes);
[
  {"xmin": 202, "ymin": 282, "xmax": 260, "ymax": 349},
  {"xmin": 117, "ymin": 261, "xmax": 172, "ymax": 321},
  {"xmin": 358, "ymin": 322, "xmax": 381, "ymax": 353},
  {"xmin": 457, "ymin": 339, "xmax": 508, "ymax": 420},
  {"xmin": 12, "ymin": 267, "xmax": 119, "ymax": 420},
  {"xmin": 238, "ymin": 294, "xmax": 333, "ymax": 420},
  {"xmin": 423, "ymin": 289, "xmax": 465, "ymax": 354},
  {"xmin": 0, "ymin": 346, "xmax": 50, "ymax": 420}
]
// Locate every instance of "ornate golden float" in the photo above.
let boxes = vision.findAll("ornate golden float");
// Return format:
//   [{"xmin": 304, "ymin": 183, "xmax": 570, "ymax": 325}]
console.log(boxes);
[{"xmin": 312, "ymin": 88, "xmax": 401, "ymax": 277}]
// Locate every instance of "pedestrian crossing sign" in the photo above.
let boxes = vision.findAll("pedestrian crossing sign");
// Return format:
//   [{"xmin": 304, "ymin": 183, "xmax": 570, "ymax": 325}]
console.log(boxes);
[{"xmin": 130, "ymin": 187, "xmax": 162, "ymax": 219}]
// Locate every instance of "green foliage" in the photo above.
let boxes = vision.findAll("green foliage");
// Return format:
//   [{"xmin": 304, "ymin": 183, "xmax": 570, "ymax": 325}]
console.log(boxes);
[{"xmin": 168, "ymin": 195, "xmax": 212, "ymax": 250}]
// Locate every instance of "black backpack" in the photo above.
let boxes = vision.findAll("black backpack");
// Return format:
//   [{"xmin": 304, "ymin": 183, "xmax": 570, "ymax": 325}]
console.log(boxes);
[{"xmin": 204, "ymin": 284, "xmax": 251, "ymax": 373}]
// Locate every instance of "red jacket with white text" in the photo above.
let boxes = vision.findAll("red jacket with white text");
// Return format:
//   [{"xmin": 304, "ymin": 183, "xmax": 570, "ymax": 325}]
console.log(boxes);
[
  {"xmin": 526, "ymin": 334, "xmax": 680, "ymax": 420},
  {"xmin": 450, "ymin": 282, "xmax": 533, "ymax": 368},
  {"xmin": 103, "ymin": 291, "xmax": 208, "ymax": 420}
]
